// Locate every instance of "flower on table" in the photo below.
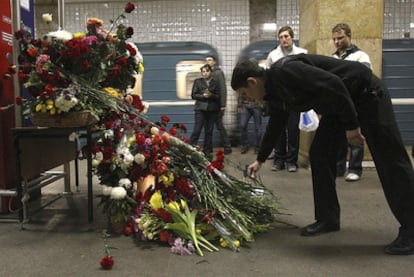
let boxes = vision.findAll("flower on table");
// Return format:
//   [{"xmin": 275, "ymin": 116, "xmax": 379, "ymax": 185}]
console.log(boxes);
[{"xmin": 11, "ymin": 1, "xmax": 144, "ymax": 122}]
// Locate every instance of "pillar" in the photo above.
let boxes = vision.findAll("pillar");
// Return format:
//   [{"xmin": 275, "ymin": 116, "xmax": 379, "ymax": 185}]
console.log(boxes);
[{"xmin": 297, "ymin": 0, "xmax": 384, "ymax": 167}]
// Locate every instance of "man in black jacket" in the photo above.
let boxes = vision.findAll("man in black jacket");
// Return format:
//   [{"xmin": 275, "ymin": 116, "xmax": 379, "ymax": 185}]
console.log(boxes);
[{"xmin": 231, "ymin": 54, "xmax": 414, "ymax": 255}]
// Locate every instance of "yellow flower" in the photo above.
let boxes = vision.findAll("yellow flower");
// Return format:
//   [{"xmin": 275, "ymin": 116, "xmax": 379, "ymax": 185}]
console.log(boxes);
[
  {"xmin": 103, "ymin": 87, "xmax": 120, "ymax": 97},
  {"xmin": 127, "ymin": 135, "xmax": 136, "ymax": 147},
  {"xmin": 219, "ymin": 238, "xmax": 228, "ymax": 248},
  {"xmin": 180, "ymin": 199, "xmax": 187, "ymax": 210},
  {"xmin": 73, "ymin": 32, "xmax": 86, "ymax": 38},
  {"xmin": 149, "ymin": 190, "xmax": 163, "ymax": 210},
  {"xmin": 46, "ymin": 99, "xmax": 54, "ymax": 110},
  {"xmin": 35, "ymin": 103, "xmax": 43, "ymax": 112},
  {"xmin": 138, "ymin": 63, "xmax": 145, "ymax": 73},
  {"xmin": 167, "ymin": 201, "xmax": 180, "ymax": 211},
  {"xmin": 160, "ymin": 172, "xmax": 174, "ymax": 188},
  {"xmin": 49, "ymin": 107, "xmax": 56, "ymax": 115},
  {"xmin": 234, "ymin": 240, "xmax": 240, "ymax": 247}
]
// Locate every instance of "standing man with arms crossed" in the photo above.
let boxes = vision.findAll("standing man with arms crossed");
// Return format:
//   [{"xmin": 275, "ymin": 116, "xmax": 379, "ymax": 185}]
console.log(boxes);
[
  {"xmin": 332, "ymin": 23, "xmax": 372, "ymax": 182},
  {"xmin": 205, "ymin": 55, "xmax": 232, "ymax": 155},
  {"xmin": 231, "ymin": 54, "xmax": 414, "ymax": 255},
  {"xmin": 265, "ymin": 26, "xmax": 307, "ymax": 172}
]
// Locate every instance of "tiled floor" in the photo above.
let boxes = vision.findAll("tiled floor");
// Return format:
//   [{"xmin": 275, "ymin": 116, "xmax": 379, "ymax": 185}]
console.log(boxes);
[{"xmin": 0, "ymin": 148, "xmax": 413, "ymax": 276}]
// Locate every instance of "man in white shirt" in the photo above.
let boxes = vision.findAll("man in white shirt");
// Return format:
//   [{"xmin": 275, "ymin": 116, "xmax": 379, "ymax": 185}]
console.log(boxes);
[
  {"xmin": 265, "ymin": 26, "xmax": 307, "ymax": 172},
  {"xmin": 332, "ymin": 23, "xmax": 372, "ymax": 182}
]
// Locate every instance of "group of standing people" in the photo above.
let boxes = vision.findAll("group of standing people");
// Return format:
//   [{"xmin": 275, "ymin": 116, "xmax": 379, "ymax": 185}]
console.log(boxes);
[
  {"xmin": 262, "ymin": 23, "xmax": 372, "ymax": 179},
  {"xmin": 189, "ymin": 55, "xmax": 232, "ymax": 157},
  {"xmin": 231, "ymin": 22, "xmax": 414, "ymax": 255}
]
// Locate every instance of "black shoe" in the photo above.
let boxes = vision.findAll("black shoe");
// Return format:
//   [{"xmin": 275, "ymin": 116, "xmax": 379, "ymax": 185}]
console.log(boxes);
[
  {"xmin": 224, "ymin": 148, "xmax": 232, "ymax": 155},
  {"xmin": 240, "ymin": 146, "xmax": 249, "ymax": 154},
  {"xmin": 384, "ymin": 236, "xmax": 414, "ymax": 255},
  {"xmin": 301, "ymin": 221, "xmax": 340, "ymax": 236}
]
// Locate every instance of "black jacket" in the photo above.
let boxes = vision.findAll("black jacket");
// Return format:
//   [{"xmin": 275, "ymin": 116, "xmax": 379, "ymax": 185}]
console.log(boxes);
[
  {"xmin": 257, "ymin": 54, "xmax": 374, "ymax": 162},
  {"xmin": 191, "ymin": 77, "xmax": 220, "ymax": 111}
]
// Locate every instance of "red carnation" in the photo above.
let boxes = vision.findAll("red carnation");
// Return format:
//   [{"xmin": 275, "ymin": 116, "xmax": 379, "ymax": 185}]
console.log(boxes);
[
  {"xmin": 124, "ymin": 2, "xmax": 135, "ymax": 13},
  {"xmin": 160, "ymin": 115, "xmax": 170, "ymax": 123},
  {"xmin": 15, "ymin": 96, "xmax": 23, "ymax": 106},
  {"xmin": 100, "ymin": 255, "xmax": 114, "ymax": 270},
  {"xmin": 125, "ymin": 27, "xmax": 134, "ymax": 38},
  {"xmin": 159, "ymin": 230, "xmax": 171, "ymax": 242}
]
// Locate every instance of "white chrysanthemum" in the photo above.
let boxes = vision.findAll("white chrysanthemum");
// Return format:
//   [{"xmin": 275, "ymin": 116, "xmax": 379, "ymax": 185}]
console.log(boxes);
[
  {"xmin": 141, "ymin": 101, "xmax": 149, "ymax": 114},
  {"xmin": 92, "ymin": 159, "xmax": 101, "ymax": 167},
  {"xmin": 55, "ymin": 94, "xmax": 79, "ymax": 112},
  {"xmin": 104, "ymin": 129, "xmax": 114, "ymax": 139},
  {"xmin": 95, "ymin": 152, "xmax": 103, "ymax": 161},
  {"xmin": 47, "ymin": 30, "xmax": 73, "ymax": 41},
  {"xmin": 134, "ymin": 153, "xmax": 145, "ymax": 165},
  {"xmin": 110, "ymin": 186, "xmax": 127, "ymax": 200},
  {"xmin": 118, "ymin": 178, "xmax": 132, "ymax": 189},
  {"xmin": 102, "ymin": 185, "xmax": 112, "ymax": 196},
  {"xmin": 92, "ymin": 152, "xmax": 103, "ymax": 167},
  {"xmin": 42, "ymin": 13, "xmax": 53, "ymax": 23},
  {"xmin": 151, "ymin": 127, "xmax": 159, "ymax": 135},
  {"xmin": 117, "ymin": 146, "xmax": 134, "ymax": 167}
]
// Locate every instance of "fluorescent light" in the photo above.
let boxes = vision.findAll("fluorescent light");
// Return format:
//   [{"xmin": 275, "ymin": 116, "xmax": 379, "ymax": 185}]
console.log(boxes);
[{"xmin": 263, "ymin": 23, "xmax": 277, "ymax": 31}]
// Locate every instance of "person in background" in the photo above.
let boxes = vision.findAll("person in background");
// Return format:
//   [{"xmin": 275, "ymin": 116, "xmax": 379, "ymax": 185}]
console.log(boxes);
[
  {"xmin": 205, "ymin": 55, "xmax": 232, "ymax": 155},
  {"xmin": 265, "ymin": 26, "xmax": 307, "ymax": 172},
  {"xmin": 238, "ymin": 95, "xmax": 262, "ymax": 154},
  {"xmin": 231, "ymin": 55, "xmax": 414, "ymax": 255},
  {"xmin": 332, "ymin": 23, "xmax": 372, "ymax": 182},
  {"xmin": 189, "ymin": 64, "xmax": 220, "ymax": 157}
]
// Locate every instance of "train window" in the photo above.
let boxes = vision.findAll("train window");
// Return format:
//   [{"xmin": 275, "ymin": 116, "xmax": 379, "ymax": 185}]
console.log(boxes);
[
  {"xmin": 127, "ymin": 73, "xmax": 143, "ymax": 97},
  {"xmin": 176, "ymin": 60, "xmax": 205, "ymax": 99}
]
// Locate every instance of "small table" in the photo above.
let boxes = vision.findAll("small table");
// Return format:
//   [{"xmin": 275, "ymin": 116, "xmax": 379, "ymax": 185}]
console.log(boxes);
[{"xmin": 12, "ymin": 127, "xmax": 100, "ymax": 224}]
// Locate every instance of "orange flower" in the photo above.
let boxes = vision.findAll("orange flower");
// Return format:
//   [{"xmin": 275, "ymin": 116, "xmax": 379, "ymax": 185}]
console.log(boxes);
[{"xmin": 26, "ymin": 47, "xmax": 38, "ymax": 57}]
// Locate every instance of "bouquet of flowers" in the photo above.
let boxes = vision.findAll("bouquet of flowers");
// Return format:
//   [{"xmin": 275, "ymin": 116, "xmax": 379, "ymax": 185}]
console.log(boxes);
[
  {"xmin": 11, "ymin": 2, "xmax": 144, "ymax": 124},
  {"xmin": 7, "ymin": 0, "xmax": 279, "ymax": 257},
  {"xmin": 90, "ymin": 113, "xmax": 278, "ymax": 256}
]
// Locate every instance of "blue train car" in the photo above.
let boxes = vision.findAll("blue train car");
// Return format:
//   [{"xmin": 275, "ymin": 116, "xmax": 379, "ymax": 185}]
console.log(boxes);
[
  {"xmin": 134, "ymin": 41, "xmax": 220, "ymax": 141},
  {"xmin": 238, "ymin": 40, "xmax": 414, "ymax": 145}
]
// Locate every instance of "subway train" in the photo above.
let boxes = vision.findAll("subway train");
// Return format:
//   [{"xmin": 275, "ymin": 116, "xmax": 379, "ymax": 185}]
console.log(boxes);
[{"xmin": 135, "ymin": 39, "xmax": 414, "ymax": 146}]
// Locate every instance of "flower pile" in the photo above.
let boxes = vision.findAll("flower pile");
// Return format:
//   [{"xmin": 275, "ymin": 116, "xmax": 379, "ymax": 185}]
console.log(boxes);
[
  {"xmin": 90, "ymin": 114, "xmax": 278, "ymax": 256},
  {"xmin": 11, "ymin": 2, "xmax": 144, "ymax": 123},
  {"xmin": 8, "ymin": 1, "xmax": 279, "ymax": 257}
]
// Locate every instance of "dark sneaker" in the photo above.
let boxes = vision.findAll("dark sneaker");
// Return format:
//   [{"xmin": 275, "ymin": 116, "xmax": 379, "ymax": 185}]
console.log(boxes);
[
  {"xmin": 287, "ymin": 164, "xmax": 298, "ymax": 172},
  {"xmin": 271, "ymin": 163, "xmax": 285, "ymax": 171},
  {"xmin": 385, "ymin": 236, "xmax": 414, "ymax": 255},
  {"xmin": 224, "ymin": 148, "xmax": 232, "ymax": 155}
]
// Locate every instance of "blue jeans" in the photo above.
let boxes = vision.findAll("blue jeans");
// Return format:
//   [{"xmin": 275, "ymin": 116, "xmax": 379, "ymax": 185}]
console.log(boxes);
[
  {"xmin": 215, "ymin": 110, "xmax": 231, "ymax": 151},
  {"xmin": 240, "ymin": 105, "xmax": 262, "ymax": 148},
  {"xmin": 190, "ymin": 110, "xmax": 217, "ymax": 154},
  {"xmin": 274, "ymin": 112, "xmax": 300, "ymax": 166},
  {"xmin": 336, "ymin": 139, "xmax": 364, "ymax": 176}
]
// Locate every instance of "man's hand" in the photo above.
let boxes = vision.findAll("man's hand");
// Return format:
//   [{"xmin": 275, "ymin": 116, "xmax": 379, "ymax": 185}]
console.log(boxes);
[
  {"xmin": 346, "ymin": 127, "xmax": 365, "ymax": 146},
  {"xmin": 247, "ymin": 160, "xmax": 262, "ymax": 179}
]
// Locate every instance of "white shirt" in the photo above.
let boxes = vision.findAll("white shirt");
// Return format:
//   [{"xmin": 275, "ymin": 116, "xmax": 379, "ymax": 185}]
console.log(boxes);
[
  {"xmin": 265, "ymin": 44, "xmax": 308, "ymax": 69},
  {"xmin": 333, "ymin": 48, "xmax": 372, "ymax": 69}
]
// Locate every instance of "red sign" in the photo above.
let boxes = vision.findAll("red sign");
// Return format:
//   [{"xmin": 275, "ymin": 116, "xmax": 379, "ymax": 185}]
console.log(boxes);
[{"xmin": 0, "ymin": 0, "xmax": 16, "ymax": 212}]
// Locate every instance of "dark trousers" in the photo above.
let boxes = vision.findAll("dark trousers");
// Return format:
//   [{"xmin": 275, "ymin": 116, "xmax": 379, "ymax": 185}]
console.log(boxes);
[
  {"xmin": 190, "ymin": 110, "xmax": 217, "ymax": 154},
  {"xmin": 309, "ymin": 83, "xmax": 414, "ymax": 237},
  {"xmin": 240, "ymin": 105, "xmax": 262, "ymax": 148},
  {"xmin": 336, "ymin": 139, "xmax": 364, "ymax": 176},
  {"xmin": 215, "ymin": 110, "xmax": 231, "ymax": 151},
  {"xmin": 274, "ymin": 112, "xmax": 300, "ymax": 166}
]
